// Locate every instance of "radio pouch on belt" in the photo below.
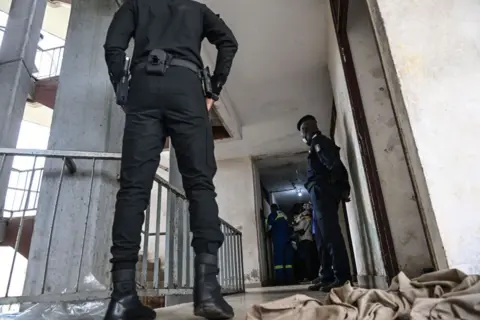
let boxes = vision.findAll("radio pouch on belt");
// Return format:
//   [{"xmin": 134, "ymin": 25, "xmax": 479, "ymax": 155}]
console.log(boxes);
[{"xmin": 146, "ymin": 49, "xmax": 170, "ymax": 75}]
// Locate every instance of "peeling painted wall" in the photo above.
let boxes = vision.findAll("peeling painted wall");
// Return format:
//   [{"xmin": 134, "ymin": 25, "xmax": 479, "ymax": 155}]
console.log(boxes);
[
  {"xmin": 214, "ymin": 157, "xmax": 262, "ymax": 285},
  {"xmin": 347, "ymin": 0, "xmax": 433, "ymax": 278},
  {"xmin": 366, "ymin": 0, "xmax": 480, "ymax": 274},
  {"xmin": 326, "ymin": 1, "xmax": 387, "ymax": 288}
]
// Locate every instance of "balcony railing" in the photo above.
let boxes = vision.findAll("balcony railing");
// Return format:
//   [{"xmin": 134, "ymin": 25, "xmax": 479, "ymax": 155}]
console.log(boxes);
[
  {"xmin": 33, "ymin": 46, "xmax": 64, "ymax": 80},
  {"xmin": 0, "ymin": 28, "xmax": 64, "ymax": 80},
  {"xmin": 0, "ymin": 148, "xmax": 244, "ymax": 311}
]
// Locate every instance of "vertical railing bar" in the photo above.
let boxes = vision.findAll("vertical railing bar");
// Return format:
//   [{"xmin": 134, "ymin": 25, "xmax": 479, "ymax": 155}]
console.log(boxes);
[
  {"xmin": 237, "ymin": 233, "xmax": 242, "ymax": 291},
  {"xmin": 42, "ymin": 157, "xmax": 67, "ymax": 294},
  {"xmin": 222, "ymin": 224, "xmax": 229, "ymax": 290},
  {"xmin": 228, "ymin": 228, "xmax": 235, "ymax": 289},
  {"xmin": 75, "ymin": 159, "xmax": 96, "ymax": 292},
  {"xmin": 142, "ymin": 205, "xmax": 151, "ymax": 288},
  {"xmin": 218, "ymin": 224, "xmax": 224, "ymax": 289},
  {"xmin": 34, "ymin": 169, "xmax": 44, "ymax": 208},
  {"xmin": 0, "ymin": 154, "xmax": 6, "ymax": 174},
  {"xmin": 239, "ymin": 234, "xmax": 245, "ymax": 291},
  {"xmin": 181, "ymin": 200, "xmax": 188, "ymax": 287},
  {"xmin": 48, "ymin": 50, "xmax": 53, "ymax": 78},
  {"xmin": 225, "ymin": 226, "xmax": 230, "ymax": 290},
  {"xmin": 153, "ymin": 183, "xmax": 162, "ymax": 290},
  {"xmin": 5, "ymin": 156, "xmax": 38, "ymax": 296},
  {"xmin": 164, "ymin": 190, "xmax": 174, "ymax": 289},
  {"xmin": 9, "ymin": 167, "xmax": 23, "ymax": 214},
  {"xmin": 172, "ymin": 196, "xmax": 180, "ymax": 288},
  {"xmin": 232, "ymin": 233, "xmax": 239, "ymax": 291},
  {"xmin": 188, "ymin": 229, "xmax": 194, "ymax": 288}
]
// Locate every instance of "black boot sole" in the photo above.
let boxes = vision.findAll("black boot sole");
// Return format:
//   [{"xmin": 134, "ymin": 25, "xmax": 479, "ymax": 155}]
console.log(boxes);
[
  {"xmin": 194, "ymin": 303, "xmax": 234, "ymax": 320},
  {"xmin": 104, "ymin": 315, "xmax": 156, "ymax": 320}
]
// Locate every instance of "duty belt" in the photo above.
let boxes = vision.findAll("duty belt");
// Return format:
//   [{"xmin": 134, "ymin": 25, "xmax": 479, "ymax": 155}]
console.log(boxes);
[{"xmin": 135, "ymin": 58, "xmax": 200, "ymax": 76}]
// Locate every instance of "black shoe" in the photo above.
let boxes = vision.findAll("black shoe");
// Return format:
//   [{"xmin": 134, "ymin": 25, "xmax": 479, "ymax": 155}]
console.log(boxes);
[
  {"xmin": 320, "ymin": 278, "xmax": 350, "ymax": 293},
  {"xmin": 193, "ymin": 253, "xmax": 234, "ymax": 320},
  {"xmin": 308, "ymin": 276, "xmax": 334, "ymax": 291},
  {"xmin": 104, "ymin": 269, "xmax": 156, "ymax": 320}
]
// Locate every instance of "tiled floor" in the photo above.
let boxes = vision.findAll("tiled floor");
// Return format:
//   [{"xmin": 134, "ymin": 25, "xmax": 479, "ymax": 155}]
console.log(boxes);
[{"xmin": 155, "ymin": 285, "xmax": 326, "ymax": 319}]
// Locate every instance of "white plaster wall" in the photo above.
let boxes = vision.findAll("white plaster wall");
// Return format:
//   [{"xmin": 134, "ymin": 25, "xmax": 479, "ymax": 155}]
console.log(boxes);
[
  {"xmin": 366, "ymin": 0, "xmax": 480, "ymax": 274},
  {"xmin": 214, "ymin": 157, "xmax": 262, "ymax": 285},
  {"xmin": 327, "ymin": 1, "xmax": 387, "ymax": 288},
  {"xmin": 347, "ymin": 0, "xmax": 433, "ymax": 277}
]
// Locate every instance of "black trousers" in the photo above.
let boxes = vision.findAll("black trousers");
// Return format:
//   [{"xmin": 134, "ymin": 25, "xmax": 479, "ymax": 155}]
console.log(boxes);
[
  {"xmin": 298, "ymin": 240, "xmax": 317, "ymax": 280},
  {"xmin": 310, "ymin": 186, "xmax": 351, "ymax": 281},
  {"xmin": 110, "ymin": 67, "xmax": 224, "ymax": 269}
]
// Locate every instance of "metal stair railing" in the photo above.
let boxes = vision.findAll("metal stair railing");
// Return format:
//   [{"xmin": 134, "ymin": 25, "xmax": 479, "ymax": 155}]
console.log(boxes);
[
  {"xmin": 0, "ymin": 148, "xmax": 244, "ymax": 309},
  {"xmin": 33, "ymin": 46, "xmax": 65, "ymax": 80}
]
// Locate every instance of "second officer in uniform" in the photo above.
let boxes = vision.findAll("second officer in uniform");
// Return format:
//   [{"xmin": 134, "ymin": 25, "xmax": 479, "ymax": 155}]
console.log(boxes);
[
  {"xmin": 297, "ymin": 115, "xmax": 351, "ymax": 292},
  {"xmin": 103, "ymin": 0, "xmax": 238, "ymax": 319}
]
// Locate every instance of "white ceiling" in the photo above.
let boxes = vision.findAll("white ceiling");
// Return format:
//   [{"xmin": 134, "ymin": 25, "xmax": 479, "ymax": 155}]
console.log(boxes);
[{"xmin": 201, "ymin": 0, "xmax": 332, "ymax": 160}]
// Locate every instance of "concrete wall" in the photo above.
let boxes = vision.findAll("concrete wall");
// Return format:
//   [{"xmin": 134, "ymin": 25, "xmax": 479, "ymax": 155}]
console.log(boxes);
[
  {"xmin": 366, "ymin": 0, "xmax": 480, "ymax": 274},
  {"xmin": 214, "ymin": 157, "xmax": 262, "ymax": 285},
  {"xmin": 326, "ymin": 1, "xmax": 387, "ymax": 288},
  {"xmin": 346, "ymin": 0, "xmax": 433, "ymax": 277}
]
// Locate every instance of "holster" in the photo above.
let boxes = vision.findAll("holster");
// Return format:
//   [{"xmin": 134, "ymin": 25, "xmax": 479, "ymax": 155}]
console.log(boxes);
[
  {"xmin": 200, "ymin": 67, "xmax": 214, "ymax": 98},
  {"xmin": 146, "ymin": 49, "xmax": 171, "ymax": 76}
]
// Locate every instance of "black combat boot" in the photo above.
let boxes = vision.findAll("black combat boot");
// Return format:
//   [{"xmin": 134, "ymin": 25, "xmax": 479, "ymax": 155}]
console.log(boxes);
[
  {"xmin": 104, "ymin": 269, "xmax": 156, "ymax": 320},
  {"xmin": 308, "ymin": 276, "xmax": 334, "ymax": 291},
  {"xmin": 320, "ymin": 277, "xmax": 351, "ymax": 293},
  {"xmin": 193, "ymin": 253, "xmax": 234, "ymax": 320}
]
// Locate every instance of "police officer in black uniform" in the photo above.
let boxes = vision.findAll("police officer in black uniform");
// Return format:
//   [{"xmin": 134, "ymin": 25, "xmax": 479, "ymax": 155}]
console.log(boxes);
[
  {"xmin": 297, "ymin": 115, "xmax": 351, "ymax": 292},
  {"xmin": 103, "ymin": 0, "xmax": 238, "ymax": 319}
]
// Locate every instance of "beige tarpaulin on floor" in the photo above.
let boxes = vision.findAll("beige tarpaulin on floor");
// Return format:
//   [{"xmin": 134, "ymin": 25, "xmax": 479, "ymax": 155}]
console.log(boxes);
[{"xmin": 246, "ymin": 269, "xmax": 480, "ymax": 320}]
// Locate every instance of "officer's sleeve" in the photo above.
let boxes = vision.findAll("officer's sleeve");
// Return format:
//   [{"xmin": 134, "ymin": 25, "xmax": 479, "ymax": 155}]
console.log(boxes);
[
  {"xmin": 104, "ymin": 0, "xmax": 136, "ymax": 86},
  {"xmin": 202, "ymin": 5, "xmax": 238, "ymax": 95},
  {"xmin": 312, "ymin": 135, "xmax": 341, "ymax": 171}
]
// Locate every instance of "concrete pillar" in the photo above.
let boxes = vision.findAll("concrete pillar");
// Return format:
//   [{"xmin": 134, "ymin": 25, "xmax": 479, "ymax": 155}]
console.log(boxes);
[
  {"xmin": 24, "ymin": 0, "xmax": 124, "ymax": 295},
  {"xmin": 0, "ymin": 0, "xmax": 47, "ymax": 217},
  {"xmin": 367, "ymin": 0, "xmax": 480, "ymax": 274}
]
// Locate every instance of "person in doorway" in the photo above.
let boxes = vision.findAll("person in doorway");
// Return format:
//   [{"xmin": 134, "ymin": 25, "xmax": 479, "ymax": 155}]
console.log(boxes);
[
  {"xmin": 293, "ymin": 203, "xmax": 317, "ymax": 281},
  {"xmin": 297, "ymin": 115, "xmax": 351, "ymax": 292},
  {"xmin": 266, "ymin": 204, "xmax": 294, "ymax": 285},
  {"xmin": 103, "ymin": 1, "xmax": 238, "ymax": 319}
]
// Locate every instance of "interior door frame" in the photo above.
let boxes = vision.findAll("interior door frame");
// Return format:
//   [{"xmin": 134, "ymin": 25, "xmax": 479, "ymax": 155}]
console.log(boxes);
[{"xmin": 329, "ymin": 0, "xmax": 399, "ymax": 281}]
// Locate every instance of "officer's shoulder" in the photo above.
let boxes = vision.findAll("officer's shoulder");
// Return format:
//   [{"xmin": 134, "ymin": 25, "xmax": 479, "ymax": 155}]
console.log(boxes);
[{"xmin": 188, "ymin": 0, "xmax": 208, "ymax": 10}]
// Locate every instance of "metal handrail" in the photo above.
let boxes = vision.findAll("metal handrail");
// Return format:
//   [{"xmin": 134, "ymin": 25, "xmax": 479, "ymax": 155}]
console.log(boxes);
[
  {"xmin": 0, "ymin": 148, "xmax": 241, "ymax": 233},
  {"xmin": 0, "ymin": 148, "xmax": 244, "ymax": 307}
]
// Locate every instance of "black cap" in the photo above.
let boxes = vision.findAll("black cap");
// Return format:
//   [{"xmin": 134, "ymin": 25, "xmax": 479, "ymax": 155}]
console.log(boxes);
[{"xmin": 296, "ymin": 115, "xmax": 316, "ymax": 131}]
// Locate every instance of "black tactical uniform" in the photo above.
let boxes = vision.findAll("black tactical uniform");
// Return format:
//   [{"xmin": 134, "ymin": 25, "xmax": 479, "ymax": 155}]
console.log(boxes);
[
  {"xmin": 297, "ymin": 115, "xmax": 351, "ymax": 293},
  {"xmin": 103, "ymin": 0, "xmax": 238, "ymax": 319}
]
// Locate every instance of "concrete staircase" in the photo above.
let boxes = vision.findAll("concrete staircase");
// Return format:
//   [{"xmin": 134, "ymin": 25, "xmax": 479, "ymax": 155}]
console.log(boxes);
[{"xmin": 137, "ymin": 254, "xmax": 166, "ymax": 309}]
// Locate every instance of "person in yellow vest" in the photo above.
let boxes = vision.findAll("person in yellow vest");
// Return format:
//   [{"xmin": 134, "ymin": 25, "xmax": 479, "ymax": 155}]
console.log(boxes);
[{"xmin": 266, "ymin": 204, "xmax": 294, "ymax": 285}]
